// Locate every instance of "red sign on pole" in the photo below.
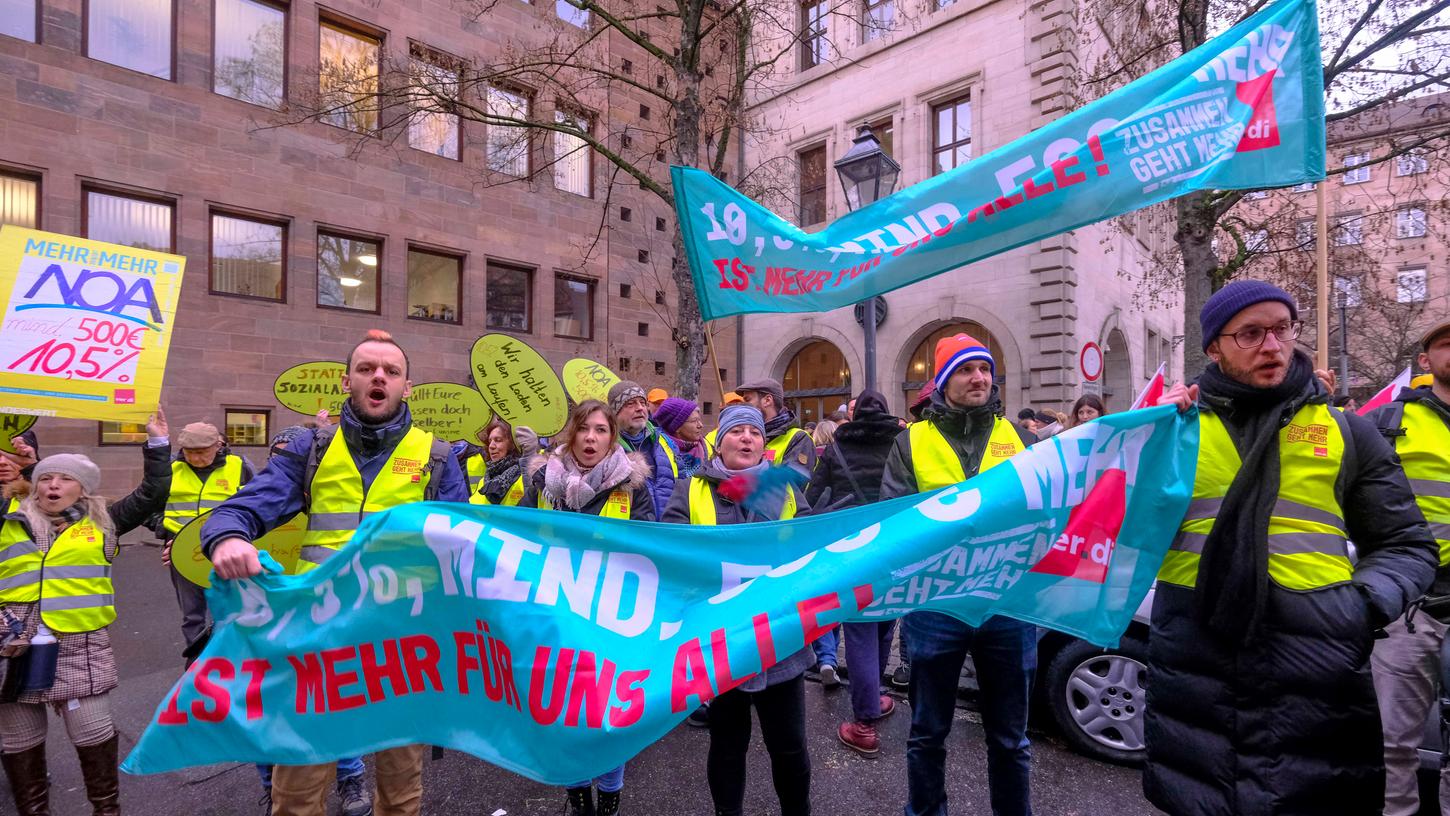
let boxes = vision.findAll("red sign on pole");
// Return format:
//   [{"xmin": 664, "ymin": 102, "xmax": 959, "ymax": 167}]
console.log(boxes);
[{"xmin": 1080, "ymin": 342, "xmax": 1104, "ymax": 382}]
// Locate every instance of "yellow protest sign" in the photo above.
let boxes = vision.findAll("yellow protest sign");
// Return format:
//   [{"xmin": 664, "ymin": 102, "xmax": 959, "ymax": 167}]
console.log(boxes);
[
  {"xmin": 469, "ymin": 334, "xmax": 568, "ymax": 436},
  {"xmin": 562, "ymin": 358, "xmax": 620, "ymax": 404},
  {"xmin": 172, "ymin": 512, "xmax": 307, "ymax": 588},
  {"xmin": 274, "ymin": 361, "xmax": 347, "ymax": 416},
  {"xmin": 409, "ymin": 382, "xmax": 491, "ymax": 442},
  {"xmin": 0, "ymin": 226, "xmax": 186, "ymax": 422},
  {"xmin": 0, "ymin": 413, "xmax": 38, "ymax": 455}
]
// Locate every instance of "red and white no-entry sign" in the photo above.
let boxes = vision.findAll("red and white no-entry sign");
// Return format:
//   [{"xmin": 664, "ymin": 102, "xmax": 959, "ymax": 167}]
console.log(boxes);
[{"xmin": 1080, "ymin": 342, "xmax": 1104, "ymax": 382}]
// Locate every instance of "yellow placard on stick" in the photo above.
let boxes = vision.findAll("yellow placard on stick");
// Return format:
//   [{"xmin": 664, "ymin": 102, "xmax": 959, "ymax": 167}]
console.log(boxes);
[
  {"xmin": 0, "ymin": 226, "xmax": 186, "ymax": 422},
  {"xmin": 469, "ymin": 334, "xmax": 569, "ymax": 436},
  {"xmin": 0, "ymin": 413, "xmax": 38, "ymax": 455},
  {"xmin": 274, "ymin": 361, "xmax": 347, "ymax": 416},
  {"xmin": 562, "ymin": 358, "xmax": 621, "ymax": 404},
  {"xmin": 171, "ymin": 512, "xmax": 307, "ymax": 589},
  {"xmin": 409, "ymin": 382, "xmax": 491, "ymax": 442}
]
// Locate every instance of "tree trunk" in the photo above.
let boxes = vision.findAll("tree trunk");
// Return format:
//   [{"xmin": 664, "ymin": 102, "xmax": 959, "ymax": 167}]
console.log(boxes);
[
  {"xmin": 1175, "ymin": 191, "xmax": 1218, "ymax": 377},
  {"xmin": 671, "ymin": 233, "xmax": 708, "ymax": 400},
  {"xmin": 671, "ymin": 20, "xmax": 707, "ymax": 401}
]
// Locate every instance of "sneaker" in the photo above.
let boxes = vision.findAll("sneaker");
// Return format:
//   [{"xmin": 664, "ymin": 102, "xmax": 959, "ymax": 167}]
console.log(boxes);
[
  {"xmin": 597, "ymin": 789, "xmax": 621, "ymax": 816},
  {"xmin": 838, "ymin": 721, "xmax": 880, "ymax": 755},
  {"xmin": 877, "ymin": 694, "xmax": 897, "ymax": 719},
  {"xmin": 258, "ymin": 787, "xmax": 272, "ymax": 816},
  {"xmin": 336, "ymin": 774, "xmax": 372, "ymax": 816},
  {"xmin": 891, "ymin": 664, "xmax": 911, "ymax": 688},
  {"xmin": 820, "ymin": 664, "xmax": 840, "ymax": 689},
  {"xmin": 565, "ymin": 786, "xmax": 595, "ymax": 816},
  {"xmin": 687, "ymin": 704, "xmax": 710, "ymax": 728}
]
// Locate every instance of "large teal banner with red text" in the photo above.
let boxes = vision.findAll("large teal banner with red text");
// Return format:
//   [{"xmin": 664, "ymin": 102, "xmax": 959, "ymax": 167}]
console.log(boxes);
[
  {"xmin": 122, "ymin": 407, "xmax": 1198, "ymax": 784},
  {"xmin": 674, "ymin": 0, "xmax": 1323, "ymax": 319}
]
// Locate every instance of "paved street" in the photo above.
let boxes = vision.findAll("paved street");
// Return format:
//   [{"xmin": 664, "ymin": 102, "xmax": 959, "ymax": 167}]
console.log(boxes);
[{"xmin": 10, "ymin": 536, "xmax": 1160, "ymax": 816}]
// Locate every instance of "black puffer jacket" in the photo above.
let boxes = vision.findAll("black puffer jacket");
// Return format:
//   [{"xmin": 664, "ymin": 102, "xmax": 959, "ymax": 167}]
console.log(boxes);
[
  {"xmin": 805, "ymin": 390, "xmax": 902, "ymax": 512},
  {"xmin": 1144, "ymin": 390, "xmax": 1436, "ymax": 816}
]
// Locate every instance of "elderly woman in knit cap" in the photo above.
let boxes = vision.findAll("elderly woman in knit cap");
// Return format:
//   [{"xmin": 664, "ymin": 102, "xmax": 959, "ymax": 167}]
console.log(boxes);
[
  {"xmin": 652, "ymin": 397, "xmax": 707, "ymax": 479},
  {"xmin": 0, "ymin": 411, "xmax": 170, "ymax": 816},
  {"xmin": 660, "ymin": 404, "xmax": 814, "ymax": 816}
]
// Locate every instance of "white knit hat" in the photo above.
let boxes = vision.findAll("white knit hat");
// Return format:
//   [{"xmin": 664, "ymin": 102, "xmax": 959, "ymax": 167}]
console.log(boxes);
[{"xmin": 32, "ymin": 454, "xmax": 102, "ymax": 495}]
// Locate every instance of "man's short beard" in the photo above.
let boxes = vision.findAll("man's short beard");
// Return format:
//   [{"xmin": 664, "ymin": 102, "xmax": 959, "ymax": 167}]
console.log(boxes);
[
  {"xmin": 352, "ymin": 396, "xmax": 403, "ymax": 424},
  {"xmin": 1220, "ymin": 356, "xmax": 1287, "ymax": 388}
]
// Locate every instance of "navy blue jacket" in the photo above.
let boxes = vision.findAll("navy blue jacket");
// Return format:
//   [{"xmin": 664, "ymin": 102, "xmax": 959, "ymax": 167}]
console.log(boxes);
[
  {"xmin": 621, "ymin": 423, "xmax": 679, "ymax": 521},
  {"xmin": 201, "ymin": 402, "xmax": 467, "ymax": 556}
]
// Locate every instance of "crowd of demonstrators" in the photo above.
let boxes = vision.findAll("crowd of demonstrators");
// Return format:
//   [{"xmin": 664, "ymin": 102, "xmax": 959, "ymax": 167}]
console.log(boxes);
[
  {"xmin": 608, "ymin": 381, "xmax": 680, "ymax": 520},
  {"xmin": 735, "ymin": 378, "xmax": 816, "ymax": 478},
  {"xmin": 0, "ymin": 410, "xmax": 170, "ymax": 816}
]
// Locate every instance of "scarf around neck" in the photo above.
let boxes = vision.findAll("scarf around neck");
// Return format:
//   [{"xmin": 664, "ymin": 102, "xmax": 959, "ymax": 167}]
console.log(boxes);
[{"xmin": 544, "ymin": 446, "xmax": 635, "ymax": 511}]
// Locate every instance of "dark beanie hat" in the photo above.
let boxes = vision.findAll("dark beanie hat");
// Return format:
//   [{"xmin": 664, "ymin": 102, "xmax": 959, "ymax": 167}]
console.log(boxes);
[
  {"xmin": 1199, "ymin": 280, "xmax": 1298, "ymax": 350},
  {"xmin": 651, "ymin": 397, "xmax": 697, "ymax": 435}
]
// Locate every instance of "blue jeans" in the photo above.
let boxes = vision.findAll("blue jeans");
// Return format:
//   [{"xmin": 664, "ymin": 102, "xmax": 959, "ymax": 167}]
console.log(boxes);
[
  {"xmin": 570, "ymin": 764, "xmax": 625, "ymax": 793},
  {"xmin": 811, "ymin": 624, "xmax": 841, "ymax": 667},
  {"xmin": 257, "ymin": 756, "xmax": 364, "ymax": 787},
  {"xmin": 845, "ymin": 620, "xmax": 896, "ymax": 721},
  {"xmin": 903, "ymin": 612, "xmax": 1035, "ymax": 816}
]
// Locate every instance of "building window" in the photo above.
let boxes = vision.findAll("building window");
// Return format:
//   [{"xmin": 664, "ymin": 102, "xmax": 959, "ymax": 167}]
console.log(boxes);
[
  {"xmin": 619, "ymin": 283, "xmax": 631, "ymax": 298},
  {"xmin": 1332, "ymin": 214, "xmax": 1362, "ymax": 246},
  {"xmin": 1342, "ymin": 153, "xmax": 1370, "ymax": 184},
  {"xmin": 655, "ymin": 289, "xmax": 666, "ymax": 305},
  {"xmin": 210, "ymin": 212, "xmax": 285, "ymax": 301},
  {"xmin": 557, "ymin": 0, "xmax": 589, "ymax": 27},
  {"xmin": 862, "ymin": 0, "xmax": 893, "ymax": 41},
  {"xmin": 319, "ymin": 20, "xmax": 380, "ymax": 133},
  {"xmin": 85, "ymin": 189, "xmax": 173, "ymax": 251},
  {"xmin": 1397, "ymin": 206, "xmax": 1427, "ymax": 239},
  {"xmin": 99, "ymin": 421, "xmax": 148, "ymax": 446},
  {"xmin": 553, "ymin": 110, "xmax": 593, "ymax": 197},
  {"xmin": 223, "ymin": 408, "xmax": 271, "ymax": 447},
  {"xmin": 932, "ymin": 95, "xmax": 971, "ymax": 175},
  {"xmin": 486, "ymin": 86, "xmax": 532, "ymax": 176},
  {"xmin": 1294, "ymin": 218, "xmax": 1314, "ymax": 248},
  {"xmin": 0, "ymin": 172, "xmax": 39, "ymax": 229},
  {"xmin": 637, "ymin": 322, "xmax": 649, "ymax": 337},
  {"xmin": 316, "ymin": 231, "xmax": 380, "ymax": 312},
  {"xmin": 1397, "ymin": 150, "xmax": 1428, "ymax": 176},
  {"xmin": 655, "ymin": 216, "xmax": 666, "ymax": 231},
  {"xmin": 406, "ymin": 248, "xmax": 461, "ymax": 323},
  {"xmin": 702, "ymin": 401, "xmax": 714, "ymax": 415},
  {"xmin": 654, "ymin": 361, "xmax": 666, "ymax": 375},
  {"xmin": 88, "ymin": 0, "xmax": 172, "ymax": 79},
  {"xmin": 1334, "ymin": 275, "xmax": 1362, "ymax": 307},
  {"xmin": 1, "ymin": 0, "xmax": 37, "ymax": 42},
  {"xmin": 869, "ymin": 116, "xmax": 895, "ymax": 160},
  {"xmin": 638, "ymin": 249, "xmax": 650, "ymax": 263},
  {"xmin": 553, "ymin": 274, "xmax": 596, "ymax": 339},
  {"xmin": 1244, "ymin": 189, "xmax": 1269, "ymax": 200},
  {"xmin": 1245, "ymin": 228, "xmax": 1268, "ymax": 253},
  {"xmin": 1290, "ymin": 182, "xmax": 1315, "ymax": 193},
  {"xmin": 619, "ymin": 357, "xmax": 631, "ymax": 372},
  {"xmin": 214, "ymin": 0, "xmax": 286, "ymax": 108},
  {"xmin": 408, "ymin": 50, "xmax": 461, "ymax": 160},
  {"xmin": 1397, "ymin": 267, "xmax": 1428, "ymax": 304},
  {"xmin": 800, "ymin": 0, "xmax": 828, "ymax": 70},
  {"xmin": 782, "ymin": 340, "xmax": 851, "ymax": 426},
  {"xmin": 486, "ymin": 261, "xmax": 532, "ymax": 331},
  {"xmin": 798, "ymin": 145, "xmax": 827, "ymax": 226}
]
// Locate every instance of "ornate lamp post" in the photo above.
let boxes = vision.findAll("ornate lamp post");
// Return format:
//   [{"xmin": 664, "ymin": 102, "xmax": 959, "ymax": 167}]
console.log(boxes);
[{"xmin": 834, "ymin": 124, "xmax": 901, "ymax": 392}]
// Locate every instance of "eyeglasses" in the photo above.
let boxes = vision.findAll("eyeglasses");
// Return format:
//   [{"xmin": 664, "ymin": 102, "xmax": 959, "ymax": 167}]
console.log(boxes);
[{"xmin": 1219, "ymin": 320, "xmax": 1303, "ymax": 349}]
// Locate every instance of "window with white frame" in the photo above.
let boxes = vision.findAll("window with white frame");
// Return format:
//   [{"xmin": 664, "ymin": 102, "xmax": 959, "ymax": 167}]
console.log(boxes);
[
  {"xmin": 1342, "ymin": 153, "xmax": 1370, "ymax": 184},
  {"xmin": 863, "ymin": 0, "xmax": 894, "ymax": 41},
  {"xmin": 1396, "ymin": 150, "xmax": 1428, "ymax": 176},
  {"xmin": 1333, "ymin": 275, "xmax": 1362, "ymax": 307},
  {"xmin": 553, "ymin": 110, "xmax": 593, "ymax": 197},
  {"xmin": 407, "ymin": 51, "xmax": 461, "ymax": 160},
  {"xmin": 1246, "ymin": 228, "xmax": 1269, "ymax": 253},
  {"xmin": 1397, "ymin": 267, "xmax": 1428, "ymax": 303},
  {"xmin": 1245, "ymin": 189, "xmax": 1269, "ymax": 200},
  {"xmin": 1290, "ymin": 182, "xmax": 1314, "ymax": 193},
  {"xmin": 1396, "ymin": 206, "xmax": 1427, "ymax": 239},
  {"xmin": 1332, "ymin": 214, "xmax": 1362, "ymax": 246},
  {"xmin": 1295, "ymin": 219, "xmax": 1314, "ymax": 248},
  {"xmin": 487, "ymin": 87, "xmax": 532, "ymax": 176}
]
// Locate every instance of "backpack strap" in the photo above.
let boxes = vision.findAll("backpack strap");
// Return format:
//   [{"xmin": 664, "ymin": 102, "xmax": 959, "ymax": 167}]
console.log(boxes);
[
  {"xmin": 423, "ymin": 437, "xmax": 451, "ymax": 502},
  {"xmin": 1372, "ymin": 400, "xmax": 1407, "ymax": 442},
  {"xmin": 301, "ymin": 425, "xmax": 340, "ymax": 514}
]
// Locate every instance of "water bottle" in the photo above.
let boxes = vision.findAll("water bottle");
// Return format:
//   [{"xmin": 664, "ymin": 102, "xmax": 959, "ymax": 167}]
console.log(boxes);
[{"xmin": 20, "ymin": 623, "xmax": 57, "ymax": 692}]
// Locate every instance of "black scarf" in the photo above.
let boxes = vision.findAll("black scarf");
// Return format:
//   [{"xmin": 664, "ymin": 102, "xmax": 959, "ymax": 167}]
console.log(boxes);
[
  {"xmin": 1194, "ymin": 349, "xmax": 1318, "ymax": 643},
  {"xmin": 764, "ymin": 409, "xmax": 800, "ymax": 440},
  {"xmin": 482, "ymin": 454, "xmax": 522, "ymax": 500}
]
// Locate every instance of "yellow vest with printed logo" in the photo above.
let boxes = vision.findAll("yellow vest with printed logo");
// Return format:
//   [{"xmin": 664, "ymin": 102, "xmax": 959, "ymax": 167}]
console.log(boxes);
[
  {"xmin": 764, "ymin": 427, "xmax": 807, "ymax": 468},
  {"xmin": 1158, "ymin": 403, "xmax": 1352, "ymax": 591},
  {"xmin": 0, "ymin": 517, "xmax": 114, "ymax": 632},
  {"xmin": 908, "ymin": 417, "xmax": 1023, "ymax": 491},
  {"xmin": 299, "ymin": 427, "xmax": 434, "ymax": 573},
  {"xmin": 687, "ymin": 475, "xmax": 797, "ymax": 525},
  {"xmin": 471, "ymin": 475, "xmax": 525, "ymax": 507},
  {"xmin": 1391, "ymin": 401, "xmax": 1450, "ymax": 566},
  {"xmin": 536, "ymin": 486, "xmax": 631, "ymax": 518},
  {"xmin": 164, "ymin": 455, "xmax": 244, "ymax": 534}
]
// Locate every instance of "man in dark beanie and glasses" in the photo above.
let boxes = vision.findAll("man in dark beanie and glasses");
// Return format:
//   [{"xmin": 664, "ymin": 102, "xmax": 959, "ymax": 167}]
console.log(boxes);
[{"xmin": 1150, "ymin": 279, "xmax": 1435, "ymax": 816}]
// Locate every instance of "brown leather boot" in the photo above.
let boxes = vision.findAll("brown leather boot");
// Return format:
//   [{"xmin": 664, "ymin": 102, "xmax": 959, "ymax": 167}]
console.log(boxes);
[
  {"xmin": 74, "ymin": 733, "xmax": 119, "ymax": 815},
  {"xmin": 1, "ymin": 743, "xmax": 51, "ymax": 816}
]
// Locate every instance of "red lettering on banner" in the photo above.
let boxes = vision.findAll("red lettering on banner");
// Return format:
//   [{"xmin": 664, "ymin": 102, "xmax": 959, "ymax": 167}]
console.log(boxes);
[
  {"xmin": 1052, "ymin": 155, "xmax": 1087, "ymax": 188},
  {"xmin": 289, "ymin": 653, "xmax": 326, "ymax": 714},
  {"xmin": 528, "ymin": 646, "xmax": 574, "ymax": 725},
  {"xmin": 710, "ymin": 626, "xmax": 751, "ymax": 694},
  {"xmin": 797, "ymin": 592, "xmax": 841, "ymax": 644},
  {"xmin": 610, "ymin": 670, "xmax": 649, "ymax": 728},
  {"xmin": 1023, "ymin": 176, "xmax": 1055, "ymax": 199},
  {"xmin": 241, "ymin": 659, "xmax": 270, "ymax": 721},
  {"xmin": 491, "ymin": 634, "xmax": 522, "ymax": 711},
  {"xmin": 565, "ymin": 651, "xmax": 617, "ymax": 729},
  {"xmin": 455, "ymin": 632, "xmax": 482, "ymax": 694},
  {"xmin": 752, "ymin": 612, "xmax": 776, "ymax": 667},
  {"xmin": 158, "ymin": 665, "xmax": 195, "ymax": 725},
  {"xmin": 401, "ymin": 634, "xmax": 443, "ymax": 693},
  {"xmin": 322, "ymin": 646, "xmax": 365, "ymax": 712},
  {"xmin": 853, "ymin": 583, "xmax": 874, "ymax": 612},
  {"xmin": 670, "ymin": 638, "xmax": 713, "ymax": 713},
  {"xmin": 360, "ymin": 640, "xmax": 409, "ymax": 702},
  {"xmin": 192, "ymin": 658, "xmax": 234, "ymax": 723}
]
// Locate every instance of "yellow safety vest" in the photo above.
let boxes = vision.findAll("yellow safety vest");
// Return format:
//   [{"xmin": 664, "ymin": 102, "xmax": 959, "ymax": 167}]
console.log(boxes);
[
  {"xmin": 164, "ymin": 455, "xmax": 244, "ymax": 534},
  {"xmin": 465, "ymin": 454, "xmax": 488, "ymax": 493},
  {"xmin": 536, "ymin": 486, "xmax": 631, "ymax": 518},
  {"xmin": 687, "ymin": 475, "xmax": 796, "ymax": 525},
  {"xmin": 1159, "ymin": 404, "xmax": 1353, "ymax": 591},
  {"xmin": 626, "ymin": 431, "xmax": 679, "ymax": 478},
  {"xmin": 1392, "ymin": 401, "xmax": 1450, "ymax": 566},
  {"xmin": 0, "ymin": 516, "xmax": 115, "ymax": 633},
  {"xmin": 763, "ymin": 427, "xmax": 809, "ymax": 469},
  {"xmin": 908, "ymin": 417, "xmax": 1022, "ymax": 491},
  {"xmin": 3, "ymin": 496, "xmax": 17, "ymax": 514},
  {"xmin": 470, "ymin": 475, "xmax": 525, "ymax": 507},
  {"xmin": 299, "ymin": 427, "xmax": 434, "ymax": 573},
  {"xmin": 704, "ymin": 428, "xmax": 718, "ymax": 458}
]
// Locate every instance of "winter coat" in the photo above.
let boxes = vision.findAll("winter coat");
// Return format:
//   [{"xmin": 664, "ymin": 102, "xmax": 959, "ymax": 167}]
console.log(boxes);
[
  {"xmin": 805, "ymin": 409, "xmax": 903, "ymax": 512},
  {"xmin": 660, "ymin": 458, "xmax": 813, "ymax": 690},
  {"xmin": 1369, "ymin": 386, "xmax": 1450, "ymax": 594},
  {"xmin": 519, "ymin": 449, "xmax": 656, "ymax": 521},
  {"xmin": 621, "ymin": 424, "xmax": 680, "ymax": 521},
  {"xmin": 156, "ymin": 448, "xmax": 256, "ymax": 540},
  {"xmin": 764, "ymin": 410, "xmax": 817, "ymax": 480},
  {"xmin": 201, "ymin": 403, "xmax": 469, "ymax": 556},
  {"xmin": 880, "ymin": 387, "xmax": 1035, "ymax": 500},
  {"xmin": 1143, "ymin": 394, "xmax": 1437, "ymax": 816}
]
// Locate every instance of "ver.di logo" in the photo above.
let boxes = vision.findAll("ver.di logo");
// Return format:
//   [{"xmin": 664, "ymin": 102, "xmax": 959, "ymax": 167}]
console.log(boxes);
[{"xmin": 1029, "ymin": 467, "xmax": 1127, "ymax": 584}]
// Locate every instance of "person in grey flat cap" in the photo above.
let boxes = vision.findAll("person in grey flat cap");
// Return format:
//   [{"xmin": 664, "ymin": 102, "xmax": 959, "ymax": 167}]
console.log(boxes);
[{"xmin": 734, "ymin": 377, "xmax": 816, "ymax": 479}]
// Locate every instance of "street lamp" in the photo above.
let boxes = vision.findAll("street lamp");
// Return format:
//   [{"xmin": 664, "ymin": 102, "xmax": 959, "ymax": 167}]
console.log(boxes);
[{"xmin": 834, "ymin": 124, "xmax": 901, "ymax": 392}]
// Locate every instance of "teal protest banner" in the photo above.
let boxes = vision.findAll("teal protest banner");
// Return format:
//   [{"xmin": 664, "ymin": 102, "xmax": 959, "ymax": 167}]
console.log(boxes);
[
  {"xmin": 673, "ymin": 0, "xmax": 1323, "ymax": 320},
  {"xmin": 123, "ymin": 406, "xmax": 1198, "ymax": 784}
]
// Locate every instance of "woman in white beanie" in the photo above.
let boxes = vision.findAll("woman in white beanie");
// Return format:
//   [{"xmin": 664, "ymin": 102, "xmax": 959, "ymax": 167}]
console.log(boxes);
[{"xmin": 0, "ymin": 413, "xmax": 171, "ymax": 816}]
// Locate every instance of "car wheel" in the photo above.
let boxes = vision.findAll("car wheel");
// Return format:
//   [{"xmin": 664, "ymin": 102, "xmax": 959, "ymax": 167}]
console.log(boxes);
[{"xmin": 1044, "ymin": 635, "xmax": 1148, "ymax": 765}]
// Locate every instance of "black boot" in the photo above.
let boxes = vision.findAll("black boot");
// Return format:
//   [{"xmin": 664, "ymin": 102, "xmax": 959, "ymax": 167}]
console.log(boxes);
[
  {"xmin": 597, "ymin": 788, "xmax": 620, "ymax": 816},
  {"xmin": 75, "ymin": 733, "xmax": 119, "ymax": 816},
  {"xmin": 565, "ymin": 786, "xmax": 594, "ymax": 816},
  {"xmin": 2, "ymin": 744, "xmax": 51, "ymax": 816}
]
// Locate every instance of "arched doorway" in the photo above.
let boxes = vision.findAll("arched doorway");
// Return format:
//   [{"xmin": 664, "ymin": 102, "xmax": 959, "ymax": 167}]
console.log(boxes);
[
  {"xmin": 902, "ymin": 322, "xmax": 1007, "ymax": 408},
  {"xmin": 781, "ymin": 340, "xmax": 851, "ymax": 425},
  {"xmin": 1101, "ymin": 328, "xmax": 1132, "ymax": 408}
]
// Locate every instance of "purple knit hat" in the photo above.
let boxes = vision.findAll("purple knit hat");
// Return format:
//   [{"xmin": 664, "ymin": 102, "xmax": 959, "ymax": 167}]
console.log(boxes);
[{"xmin": 652, "ymin": 397, "xmax": 698, "ymax": 435}]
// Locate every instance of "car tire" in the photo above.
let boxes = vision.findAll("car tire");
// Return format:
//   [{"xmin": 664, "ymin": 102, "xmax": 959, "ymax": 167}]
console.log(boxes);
[{"xmin": 1043, "ymin": 635, "xmax": 1149, "ymax": 766}]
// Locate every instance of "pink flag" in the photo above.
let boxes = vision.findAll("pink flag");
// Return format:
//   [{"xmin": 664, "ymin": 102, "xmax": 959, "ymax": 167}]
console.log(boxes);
[
  {"xmin": 1130, "ymin": 363, "xmax": 1167, "ymax": 411},
  {"xmin": 1357, "ymin": 366, "xmax": 1412, "ymax": 415}
]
